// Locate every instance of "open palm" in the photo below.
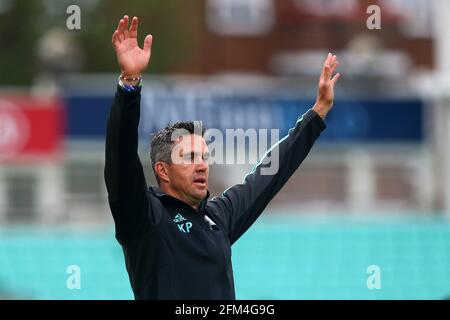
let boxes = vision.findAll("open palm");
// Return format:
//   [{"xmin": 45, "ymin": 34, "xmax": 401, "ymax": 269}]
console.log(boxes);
[
  {"xmin": 313, "ymin": 53, "xmax": 340, "ymax": 119},
  {"xmin": 112, "ymin": 15, "xmax": 153, "ymax": 77}
]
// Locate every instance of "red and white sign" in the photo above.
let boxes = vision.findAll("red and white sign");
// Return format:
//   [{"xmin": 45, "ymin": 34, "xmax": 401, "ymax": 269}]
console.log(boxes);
[{"xmin": 0, "ymin": 95, "xmax": 64, "ymax": 163}]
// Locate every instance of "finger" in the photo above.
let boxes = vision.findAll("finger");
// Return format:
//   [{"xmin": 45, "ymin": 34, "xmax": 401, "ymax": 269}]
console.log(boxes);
[
  {"xmin": 143, "ymin": 34, "xmax": 153, "ymax": 54},
  {"xmin": 321, "ymin": 53, "xmax": 332, "ymax": 79},
  {"xmin": 116, "ymin": 18, "xmax": 123, "ymax": 32},
  {"xmin": 324, "ymin": 65, "xmax": 332, "ymax": 80},
  {"xmin": 323, "ymin": 52, "xmax": 331, "ymax": 68},
  {"xmin": 330, "ymin": 55, "xmax": 337, "ymax": 69},
  {"xmin": 330, "ymin": 60, "xmax": 339, "ymax": 75},
  {"xmin": 123, "ymin": 15, "xmax": 129, "ymax": 38},
  {"xmin": 331, "ymin": 73, "xmax": 341, "ymax": 87},
  {"xmin": 112, "ymin": 30, "xmax": 120, "ymax": 47},
  {"xmin": 129, "ymin": 16, "xmax": 138, "ymax": 38},
  {"xmin": 118, "ymin": 18, "xmax": 126, "ymax": 33},
  {"xmin": 326, "ymin": 52, "xmax": 332, "ymax": 65},
  {"xmin": 117, "ymin": 19, "xmax": 126, "ymax": 41}
]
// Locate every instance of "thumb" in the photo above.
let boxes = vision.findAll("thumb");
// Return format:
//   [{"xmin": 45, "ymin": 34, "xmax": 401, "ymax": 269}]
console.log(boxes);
[
  {"xmin": 143, "ymin": 34, "xmax": 153, "ymax": 54},
  {"xmin": 331, "ymin": 73, "xmax": 341, "ymax": 87}
]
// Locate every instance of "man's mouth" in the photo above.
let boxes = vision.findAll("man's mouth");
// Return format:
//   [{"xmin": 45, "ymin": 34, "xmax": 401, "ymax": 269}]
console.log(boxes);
[{"xmin": 193, "ymin": 177, "xmax": 207, "ymax": 188}]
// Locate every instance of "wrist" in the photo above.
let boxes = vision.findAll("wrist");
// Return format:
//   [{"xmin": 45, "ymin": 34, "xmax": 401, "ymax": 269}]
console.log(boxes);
[
  {"xmin": 118, "ymin": 74, "xmax": 142, "ymax": 92},
  {"xmin": 312, "ymin": 102, "xmax": 331, "ymax": 120},
  {"xmin": 119, "ymin": 73, "xmax": 142, "ymax": 86}
]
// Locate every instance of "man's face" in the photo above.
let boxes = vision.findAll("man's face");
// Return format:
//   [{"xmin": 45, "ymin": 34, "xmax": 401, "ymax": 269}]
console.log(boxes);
[{"xmin": 166, "ymin": 134, "xmax": 209, "ymax": 206}]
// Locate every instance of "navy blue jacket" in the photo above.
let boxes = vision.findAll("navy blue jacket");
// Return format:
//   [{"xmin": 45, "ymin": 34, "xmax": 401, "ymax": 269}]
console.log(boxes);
[{"xmin": 104, "ymin": 85, "xmax": 326, "ymax": 299}]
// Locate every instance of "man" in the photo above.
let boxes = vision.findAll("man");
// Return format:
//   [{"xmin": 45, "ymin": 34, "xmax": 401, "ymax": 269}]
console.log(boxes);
[{"xmin": 105, "ymin": 15, "xmax": 340, "ymax": 300}]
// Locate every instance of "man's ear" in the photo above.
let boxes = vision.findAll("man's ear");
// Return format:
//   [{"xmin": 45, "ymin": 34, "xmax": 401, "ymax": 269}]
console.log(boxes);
[{"xmin": 155, "ymin": 161, "xmax": 170, "ymax": 183}]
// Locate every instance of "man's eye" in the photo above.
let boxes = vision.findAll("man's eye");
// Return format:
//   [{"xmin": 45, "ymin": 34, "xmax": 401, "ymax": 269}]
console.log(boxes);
[
  {"xmin": 183, "ymin": 153, "xmax": 208, "ymax": 163},
  {"xmin": 183, "ymin": 154, "xmax": 195, "ymax": 162}
]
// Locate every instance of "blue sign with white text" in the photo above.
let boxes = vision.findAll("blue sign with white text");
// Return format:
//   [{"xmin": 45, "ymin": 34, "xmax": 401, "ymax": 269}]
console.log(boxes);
[{"xmin": 64, "ymin": 89, "xmax": 423, "ymax": 143}]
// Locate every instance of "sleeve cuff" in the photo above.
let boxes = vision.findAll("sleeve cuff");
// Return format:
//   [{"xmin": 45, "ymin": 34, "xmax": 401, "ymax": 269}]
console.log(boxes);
[
  {"xmin": 116, "ymin": 84, "xmax": 142, "ymax": 96},
  {"xmin": 305, "ymin": 108, "xmax": 327, "ymax": 132}
]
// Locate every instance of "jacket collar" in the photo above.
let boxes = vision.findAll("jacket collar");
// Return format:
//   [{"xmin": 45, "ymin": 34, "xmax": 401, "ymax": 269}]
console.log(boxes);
[{"xmin": 149, "ymin": 186, "xmax": 210, "ymax": 214}]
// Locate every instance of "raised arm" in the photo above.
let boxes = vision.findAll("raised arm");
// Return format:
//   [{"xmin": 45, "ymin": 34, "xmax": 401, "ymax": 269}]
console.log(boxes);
[
  {"xmin": 104, "ymin": 15, "xmax": 154, "ymax": 245},
  {"xmin": 209, "ymin": 53, "xmax": 340, "ymax": 245}
]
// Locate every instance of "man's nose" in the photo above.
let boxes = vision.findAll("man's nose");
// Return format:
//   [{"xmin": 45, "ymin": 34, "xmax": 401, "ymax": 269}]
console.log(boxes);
[{"xmin": 195, "ymin": 157, "xmax": 208, "ymax": 171}]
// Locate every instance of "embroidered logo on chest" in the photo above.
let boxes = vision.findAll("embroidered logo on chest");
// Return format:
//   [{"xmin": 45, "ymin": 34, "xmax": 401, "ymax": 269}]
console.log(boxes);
[{"xmin": 173, "ymin": 213, "xmax": 193, "ymax": 234}]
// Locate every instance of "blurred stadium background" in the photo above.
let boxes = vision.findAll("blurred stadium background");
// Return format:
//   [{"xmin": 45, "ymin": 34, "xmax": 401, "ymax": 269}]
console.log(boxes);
[{"xmin": 1, "ymin": 0, "xmax": 450, "ymax": 299}]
